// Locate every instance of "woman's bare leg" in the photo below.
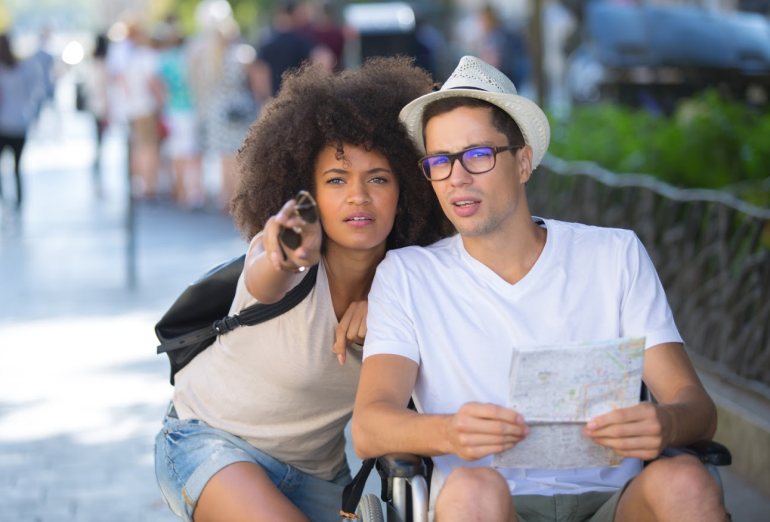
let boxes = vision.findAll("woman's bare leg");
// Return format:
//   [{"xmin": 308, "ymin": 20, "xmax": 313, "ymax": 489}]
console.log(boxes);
[{"xmin": 194, "ymin": 461, "xmax": 308, "ymax": 522}]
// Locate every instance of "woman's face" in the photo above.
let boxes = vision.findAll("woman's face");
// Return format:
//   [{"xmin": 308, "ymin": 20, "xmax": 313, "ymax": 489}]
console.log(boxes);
[{"xmin": 313, "ymin": 143, "xmax": 399, "ymax": 256}]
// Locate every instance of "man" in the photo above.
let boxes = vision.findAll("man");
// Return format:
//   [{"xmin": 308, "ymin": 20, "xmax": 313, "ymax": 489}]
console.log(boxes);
[
  {"xmin": 250, "ymin": 0, "xmax": 334, "ymax": 101},
  {"xmin": 351, "ymin": 56, "xmax": 727, "ymax": 521}
]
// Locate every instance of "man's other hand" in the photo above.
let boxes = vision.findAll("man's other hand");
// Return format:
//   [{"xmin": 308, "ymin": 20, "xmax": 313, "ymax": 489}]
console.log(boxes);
[{"xmin": 584, "ymin": 402, "xmax": 674, "ymax": 461}]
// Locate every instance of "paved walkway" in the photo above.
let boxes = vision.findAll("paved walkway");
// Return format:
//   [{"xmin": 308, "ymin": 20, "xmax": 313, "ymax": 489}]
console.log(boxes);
[{"xmin": 0, "ymin": 107, "xmax": 767, "ymax": 521}]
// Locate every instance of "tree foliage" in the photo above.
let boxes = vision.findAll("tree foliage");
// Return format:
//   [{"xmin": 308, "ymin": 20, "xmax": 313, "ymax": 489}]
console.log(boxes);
[
  {"xmin": 549, "ymin": 92, "xmax": 770, "ymax": 207},
  {"xmin": 167, "ymin": 0, "xmax": 273, "ymax": 34}
]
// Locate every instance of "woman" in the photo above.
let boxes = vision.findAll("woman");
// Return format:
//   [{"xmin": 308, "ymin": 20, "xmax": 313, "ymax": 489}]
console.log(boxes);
[
  {"xmin": 84, "ymin": 33, "xmax": 110, "ymax": 194},
  {"xmin": 0, "ymin": 33, "xmax": 45, "ymax": 209},
  {"xmin": 201, "ymin": 17, "xmax": 257, "ymax": 211},
  {"xmin": 154, "ymin": 57, "xmax": 452, "ymax": 522},
  {"xmin": 154, "ymin": 24, "xmax": 205, "ymax": 209}
]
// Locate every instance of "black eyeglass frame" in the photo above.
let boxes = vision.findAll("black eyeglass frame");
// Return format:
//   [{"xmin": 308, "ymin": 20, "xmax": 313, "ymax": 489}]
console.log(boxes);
[{"xmin": 418, "ymin": 144, "xmax": 524, "ymax": 181}]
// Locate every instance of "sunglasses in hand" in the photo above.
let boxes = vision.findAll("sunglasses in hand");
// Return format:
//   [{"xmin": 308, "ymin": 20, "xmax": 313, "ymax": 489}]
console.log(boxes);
[{"xmin": 279, "ymin": 190, "xmax": 319, "ymax": 250}]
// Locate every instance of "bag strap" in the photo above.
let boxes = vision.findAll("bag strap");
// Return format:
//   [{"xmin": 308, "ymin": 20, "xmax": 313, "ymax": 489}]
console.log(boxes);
[
  {"xmin": 340, "ymin": 399, "xmax": 426, "ymax": 516},
  {"xmin": 340, "ymin": 457, "xmax": 376, "ymax": 518},
  {"xmin": 157, "ymin": 264, "xmax": 319, "ymax": 354}
]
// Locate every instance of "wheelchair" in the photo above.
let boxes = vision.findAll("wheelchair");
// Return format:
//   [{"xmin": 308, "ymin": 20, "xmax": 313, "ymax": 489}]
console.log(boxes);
[{"xmin": 341, "ymin": 389, "xmax": 732, "ymax": 521}]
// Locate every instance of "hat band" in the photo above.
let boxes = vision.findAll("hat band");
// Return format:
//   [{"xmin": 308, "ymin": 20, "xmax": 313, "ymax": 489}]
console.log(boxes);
[{"xmin": 447, "ymin": 85, "xmax": 488, "ymax": 92}]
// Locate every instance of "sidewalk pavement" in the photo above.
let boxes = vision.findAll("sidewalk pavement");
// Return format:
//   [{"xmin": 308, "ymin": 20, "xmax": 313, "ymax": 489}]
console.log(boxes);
[{"xmin": 0, "ymin": 108, "xmax": 767, "ymax": 521}]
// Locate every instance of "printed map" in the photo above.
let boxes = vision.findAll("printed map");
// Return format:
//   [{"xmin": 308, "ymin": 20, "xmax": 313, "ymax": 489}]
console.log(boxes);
[{"xmin": 492, "ymin": 337, "xmax": 645, "ymax": 469}]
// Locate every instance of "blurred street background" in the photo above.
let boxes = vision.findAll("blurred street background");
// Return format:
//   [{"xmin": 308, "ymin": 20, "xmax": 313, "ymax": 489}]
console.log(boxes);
[{"xmin": 1, "ymin": 0, "xmax": 769, "ymax": 520}]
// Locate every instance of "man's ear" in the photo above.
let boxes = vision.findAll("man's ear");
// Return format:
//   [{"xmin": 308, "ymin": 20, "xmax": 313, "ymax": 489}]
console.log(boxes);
[{"xmin": 518, "ymin": 145, "xmax": 534, "ymax": 184}]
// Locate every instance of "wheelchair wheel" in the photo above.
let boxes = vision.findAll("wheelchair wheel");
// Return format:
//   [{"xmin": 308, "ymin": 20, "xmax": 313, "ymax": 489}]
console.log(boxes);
[{"xmin": 355, "ymin": 493, "xmax": 384, "ymax": 522}]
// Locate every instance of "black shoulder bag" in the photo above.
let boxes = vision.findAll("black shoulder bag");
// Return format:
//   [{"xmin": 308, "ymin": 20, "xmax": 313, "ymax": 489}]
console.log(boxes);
[{"xmin": 155, "ymin": 254, "xmax": 318, "ymax": 384}]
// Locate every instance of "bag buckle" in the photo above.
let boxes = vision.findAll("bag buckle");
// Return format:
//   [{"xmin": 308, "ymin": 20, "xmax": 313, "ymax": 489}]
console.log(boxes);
[{"xmin": 212, "ymin": 316, "xmax": 242, "ymax": 334}]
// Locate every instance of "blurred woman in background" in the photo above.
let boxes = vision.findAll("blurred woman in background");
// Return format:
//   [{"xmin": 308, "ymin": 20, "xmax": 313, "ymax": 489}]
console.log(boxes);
[{"xmin": 0, "ymin": 32, "xmax": 46, "ymax": 209}]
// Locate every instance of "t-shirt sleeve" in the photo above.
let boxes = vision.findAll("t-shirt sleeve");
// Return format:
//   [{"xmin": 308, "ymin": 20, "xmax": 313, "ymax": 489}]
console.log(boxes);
[
  {"xmin": 621, "ymin": 233, "xmax": 683, "ymax": 349},
  {"xmin": 229, "ymin": 233, "xmax": 305, "ymax": 314},
  {"xmin": 363, "ymin": 253, "xmax": 421, "ymax": 365}
]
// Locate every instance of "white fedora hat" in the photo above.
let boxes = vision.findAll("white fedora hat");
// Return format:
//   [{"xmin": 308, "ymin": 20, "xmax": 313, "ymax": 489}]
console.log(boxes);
[{"xmin": 399, "ymin": 55, "xmax": 550, "ymax": 169}]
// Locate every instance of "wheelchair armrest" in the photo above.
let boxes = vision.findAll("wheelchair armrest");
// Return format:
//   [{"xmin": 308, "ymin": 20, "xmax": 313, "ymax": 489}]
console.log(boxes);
[
  {"xmin": 376, "ymin": 453, "xmax": 427, "ymax": 479},
  {"xmin": 376, "ymin": 454, "xmax": 431, "ymax": 522},
  {"xmin": 661, "ymin": 440, "xmax": 732, "ymax": 467}
]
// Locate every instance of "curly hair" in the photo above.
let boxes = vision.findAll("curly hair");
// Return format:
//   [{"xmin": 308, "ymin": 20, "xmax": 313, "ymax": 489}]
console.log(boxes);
[{"xmin": 231, "ymin": 56, "xmax": 453, "ymax": 248}]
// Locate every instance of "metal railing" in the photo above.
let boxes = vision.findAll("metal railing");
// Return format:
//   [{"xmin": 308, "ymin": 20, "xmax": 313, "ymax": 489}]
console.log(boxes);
[{"xmin": 530, "ymin": 156, "xmax": 770, "ymax": 388}]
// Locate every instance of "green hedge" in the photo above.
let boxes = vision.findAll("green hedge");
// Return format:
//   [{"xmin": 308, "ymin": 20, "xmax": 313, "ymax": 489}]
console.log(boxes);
[{"xmin": 549, "ymin": 91, "xmax": 770, "ymax": 207}]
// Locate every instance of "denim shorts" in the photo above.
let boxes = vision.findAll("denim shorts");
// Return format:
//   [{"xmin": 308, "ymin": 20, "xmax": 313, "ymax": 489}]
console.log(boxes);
[{"xmin": 154, "ymin": 404, "xmax": 351, "ymax": 522}]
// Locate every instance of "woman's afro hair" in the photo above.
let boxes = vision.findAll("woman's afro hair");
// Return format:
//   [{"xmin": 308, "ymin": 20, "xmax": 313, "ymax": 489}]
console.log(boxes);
[{"xmin": 231, "ymin": 56, "xmax": 452, "ymax": 248}]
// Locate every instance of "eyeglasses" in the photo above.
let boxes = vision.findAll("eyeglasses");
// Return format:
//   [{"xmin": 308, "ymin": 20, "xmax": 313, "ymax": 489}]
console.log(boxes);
[{"xmin": 418, "ymin": 144, "xmax": 523, "ymax": 181}]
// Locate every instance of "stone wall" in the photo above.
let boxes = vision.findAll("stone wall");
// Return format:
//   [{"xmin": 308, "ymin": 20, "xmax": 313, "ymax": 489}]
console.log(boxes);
[{"xmin": 530, "ymin": 156, "xmax": 770, "ymax": 388}]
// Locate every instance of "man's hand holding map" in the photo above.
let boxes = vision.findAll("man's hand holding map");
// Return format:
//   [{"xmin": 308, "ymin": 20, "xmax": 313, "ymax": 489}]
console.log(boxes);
[{"xmin": 492, "ymin": 337, "xmax": 645, "ymax": 469}]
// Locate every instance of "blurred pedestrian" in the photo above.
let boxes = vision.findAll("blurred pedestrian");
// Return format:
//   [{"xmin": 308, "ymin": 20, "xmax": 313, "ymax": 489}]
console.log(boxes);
[
  {"xmin": 155, "ymin": 21, "xmax": 205, "ymax": 210},
  {"xmin": 197, "ymin": 17, "xmax": 259, "ymax": 211},
  {"xmin": 84, "ymin": 33, "xmax": 111, "ymax": 195},
  {"xmin": 250, "ymin": 0, "xmax": 333, "ymax": 102},
  {"xmin": 29, "ymin": 27, "xmax": 56, "ymax": 121},
  {"xmin": 476, "ymin": 4, "xmax": 531, "ymax": 89},
  {"xmin": 105, "ymin": 16, "xmax": 137, "ymax": 125},
  {"xmin": 186, "ymin": 2, "xmax": 245, "ymax": 210},
  {"xmin": 121, "ymin": 23, "xmax": 163, "ymax": 200},
  {"xmin": 301, "ymin": 0, "xmax": 346, "ymax": 72},
  {"xmin": 413, "ymin": 10, "xmax": 446, "ymax": 79},
  {"xmin": 544, "ymin": 0, "xmax": 577, "ymax": 110},
  {"xmin": 0, "ymin": 33, "xmax": 45, "ymax": 209},
  {"xmin": 187, "ymin": 0, "xmax": 229, "ymax": 139}
]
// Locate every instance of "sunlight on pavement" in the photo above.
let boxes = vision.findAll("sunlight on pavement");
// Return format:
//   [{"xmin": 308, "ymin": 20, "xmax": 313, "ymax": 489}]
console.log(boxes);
[
  {"xmin": 0, "ymin": 314, "xmax": 172, "ymax": 443},
  {"xmin": 24, "ymin": 131, "xmax": 96, "ymax": 174}
]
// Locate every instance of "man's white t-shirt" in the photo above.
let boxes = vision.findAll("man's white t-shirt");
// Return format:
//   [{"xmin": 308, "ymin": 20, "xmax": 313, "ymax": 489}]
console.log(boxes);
[{"xmin": 364, "ymin": 218, "xmax": 682, "ymax": 499}]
